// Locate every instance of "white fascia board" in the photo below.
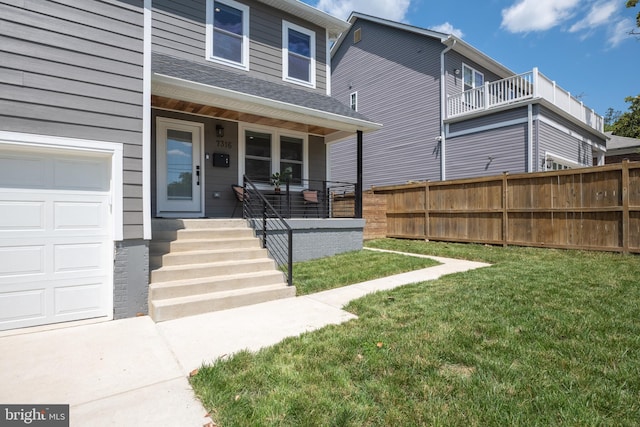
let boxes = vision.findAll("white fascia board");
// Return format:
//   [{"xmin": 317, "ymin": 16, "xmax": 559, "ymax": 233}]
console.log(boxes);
[
  {"xmin": 443, "ymin": 36, "xmax": 515, "ymax": 78},
  {"xmin": 152, "ymin": 74, "xmax": 383, "ymax": 133},
  {"xmin": 256, "ymin": 0, "xmax": 349, "ymax": 38}
]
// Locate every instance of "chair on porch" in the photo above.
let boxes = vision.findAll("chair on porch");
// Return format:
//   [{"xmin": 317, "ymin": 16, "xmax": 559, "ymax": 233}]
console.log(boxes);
[
  {"xmin": 301, "ymin": 189, "xmax": 320, "ymax": 218},
  {"xmin": 231, "ymin": 184, "xmax": 248, "ymax": 218}
]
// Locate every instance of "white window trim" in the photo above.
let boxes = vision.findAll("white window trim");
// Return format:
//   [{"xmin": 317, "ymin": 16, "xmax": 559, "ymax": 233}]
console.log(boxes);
[
  {"xmin": 543, "ymin": 152, "xmax": 582, "ymax": 171},
  {"xmin": 282, "ymin": 20, "xmax": 316, "ymax": 88},
  {"xmin": 350, "ymin": 91, "xmax": 358, "ymax": 111},
  {"xmin": 238, "ymin": 124, "xmax": 309, "ymax": 190},
  {"xmin": 462, "ymin": 63, "xmax": 484, "ymax": 90},
  {"xmin": 206, "ymin": 0, "xmax": 250, "ymax": 71}
]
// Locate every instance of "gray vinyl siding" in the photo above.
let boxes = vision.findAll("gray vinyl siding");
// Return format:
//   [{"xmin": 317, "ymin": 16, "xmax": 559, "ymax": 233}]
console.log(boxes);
[
  {"xmin": 448, "ymin": 107, "xmax": 528, "ymax": 134},
  {"xmin": 536, "ymin": 105, "xmax": 604, "ymax": 169},
  {"xmin": 446, "ymin": 123, "xmax": 528, "ymax": 180},
  {"xmin": 308, "ymin": 135, "xmax": 327, "ymax": 186},
  {"xmin": 152, "ymin": 0, "xmax": 328, "ymax": 93},
  {"xmin": 330, "ymin": 19, "xmax": 443, "ymax": 189},
  {"xmin": 0, "ymin": 0, "xmax": 145, "ymax": 239}
]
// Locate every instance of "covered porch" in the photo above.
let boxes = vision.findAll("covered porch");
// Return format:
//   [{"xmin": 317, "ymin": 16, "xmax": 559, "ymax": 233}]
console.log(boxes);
[{"xmin": 151, "ymin": 54, "xmax": 381, "ymax": 221}]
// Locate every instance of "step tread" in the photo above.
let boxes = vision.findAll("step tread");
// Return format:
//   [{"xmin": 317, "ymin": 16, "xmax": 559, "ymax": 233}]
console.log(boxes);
[
  {"xmin": 151, "ymin": 247, "xmax": 265, "ymax": 257},
  {"xmin": 149, "ymin": 270, "xmax": 285, "ymax": 289},
  {"xmin": 151, "ymin": 283, "xmax": 295, "ymax": 307},
  {"xmin": 151, "ymin": 258, "xmax": 275, "ymax": 272},
  {"xmin": 151, "ymin": 236, "xmax": 258, "ymax": 244}
]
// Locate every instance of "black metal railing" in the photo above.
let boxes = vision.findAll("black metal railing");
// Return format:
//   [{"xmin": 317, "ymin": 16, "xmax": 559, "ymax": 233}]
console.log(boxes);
[
  {"xmin": 242, "ymin": 176, "xmax": 293, "ymax": 287},
  {"xmin": 243, "ymin": 178, "xmax": 357, "ymax": 219}
]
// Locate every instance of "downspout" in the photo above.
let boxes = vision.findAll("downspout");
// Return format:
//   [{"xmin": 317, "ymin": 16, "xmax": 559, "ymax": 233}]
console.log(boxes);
[
  {"xmin": 440, "ymin": 39, "xmax": 456, "ymax": 181},
  {"xmin": 528, "ymin": 104, "xmax": 533, "ymax": 172}
]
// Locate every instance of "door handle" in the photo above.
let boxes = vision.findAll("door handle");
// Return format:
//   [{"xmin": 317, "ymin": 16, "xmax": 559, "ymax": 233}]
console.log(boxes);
[{"xmin": 196, "ymin": 165, "xmax": 200, "ymax": 186}]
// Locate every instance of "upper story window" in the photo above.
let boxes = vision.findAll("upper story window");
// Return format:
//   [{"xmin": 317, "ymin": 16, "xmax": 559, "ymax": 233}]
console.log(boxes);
[
  {"xmin": 350, "ymin": 92, "xmax": 358, "ymax": 111},
  {"xmin": 283, "ymin": 21, "xmax": 316, "ymax": 88},
  {"xmin": 207, "ymin": 0, "xmax": 250, "ymax": 70},
  {"xmin": 462, "ymin": 63, "xmax": 484, "ymax": 91}
]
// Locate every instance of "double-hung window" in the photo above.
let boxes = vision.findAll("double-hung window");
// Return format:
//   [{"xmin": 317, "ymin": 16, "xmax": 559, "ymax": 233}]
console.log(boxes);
[
  {"xmin": 283, "ymin": 21, "xmax": 315, "ymax": 87},
  {"xmin": 350, "ymin": 92, "xmax": 358, "ymax": 111},
  {"xmin": 242, "ymin": 128, "xmax": 307, "ymax": 186},
  {"xmin": 207, "ymin": 0, "xmax": 249, "ymax": 70}
]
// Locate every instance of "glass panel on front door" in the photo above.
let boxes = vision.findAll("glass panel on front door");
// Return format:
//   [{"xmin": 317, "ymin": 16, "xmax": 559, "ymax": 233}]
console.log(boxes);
[{"xmin": 166, "ymin": 129, "xmax": 194, "ymax": 200}]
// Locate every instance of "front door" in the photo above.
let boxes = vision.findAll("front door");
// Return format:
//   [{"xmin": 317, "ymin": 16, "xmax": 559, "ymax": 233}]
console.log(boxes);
[{"xmin": 156, "ymin": 118, "xmax": 204, "ymax": 217}]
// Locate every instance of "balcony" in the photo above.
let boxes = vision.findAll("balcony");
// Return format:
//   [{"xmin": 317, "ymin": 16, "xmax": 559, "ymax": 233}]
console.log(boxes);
[{"xmin": 446, "ymin": 68, "xmax": 604, "ymax": 132}]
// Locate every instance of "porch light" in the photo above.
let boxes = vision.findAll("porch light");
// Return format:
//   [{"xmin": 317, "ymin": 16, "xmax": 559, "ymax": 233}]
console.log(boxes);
[
  {"xmin": 216, "ymin": 124, "xmax": 224, "ymax": 138},
  {"xmin": 454, "ymin": 68, "xmax": 460, "ymax": 75}
]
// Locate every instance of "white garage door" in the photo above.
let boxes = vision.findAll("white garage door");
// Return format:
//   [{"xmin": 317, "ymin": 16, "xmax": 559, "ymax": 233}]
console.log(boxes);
[{"xmin": 0, "ymin": 147, "xmax": 112, "ymax": 331}]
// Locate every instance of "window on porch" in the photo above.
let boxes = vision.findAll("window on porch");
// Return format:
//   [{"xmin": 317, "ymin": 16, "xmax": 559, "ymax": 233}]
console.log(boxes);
[
  {"xmin": 463, "ymin": 63, "xmax": 484, "ymax": 91},
  {"xmin": 243, "ymin": 129, "xmax": 307, "ymax": 186}
]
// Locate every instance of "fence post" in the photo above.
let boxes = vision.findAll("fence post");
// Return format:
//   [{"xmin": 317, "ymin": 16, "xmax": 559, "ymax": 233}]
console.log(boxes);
[
  {"xmin": 424, "ymin": 182, "xmax": 430, "ymax": 241},
  {"xmin": 502, "ymin": 172, "xmax": 509, "ymax": 247},
  {"xmin": 622, "ymin": 160, "xmax": 630, "ymax": 254}
]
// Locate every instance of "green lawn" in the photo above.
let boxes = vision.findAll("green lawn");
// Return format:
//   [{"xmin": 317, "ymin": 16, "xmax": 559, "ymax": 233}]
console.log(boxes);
[
  {"xmin": 292, "ymin": 249, "xmax": 439, "ymax": 295},
  {"xmin": 191, "ymin": 240, "xmax": 640, "ymax": 426}
]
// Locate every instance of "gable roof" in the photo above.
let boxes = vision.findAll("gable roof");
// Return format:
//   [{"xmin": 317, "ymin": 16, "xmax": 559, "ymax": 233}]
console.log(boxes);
[
  {"xmin": 152, "ymin": 53, "xmax": 381, "ymax": 135},
  {"xmin": 333, "ymin": 12, "xmax": 515, "ymax": 78},
  {"xmin": 606, "ymin": 132, "xmax": 640, "ymax": 150},
  {"xmin": 256, "ymin": 0, "xmax": 349, "ymax": 38}
]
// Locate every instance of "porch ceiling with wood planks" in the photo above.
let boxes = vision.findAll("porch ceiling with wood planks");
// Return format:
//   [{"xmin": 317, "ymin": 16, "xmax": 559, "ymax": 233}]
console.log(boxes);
[{"xmin": 152, "ymin": 95, "xmax": 341, "ymax": 136}]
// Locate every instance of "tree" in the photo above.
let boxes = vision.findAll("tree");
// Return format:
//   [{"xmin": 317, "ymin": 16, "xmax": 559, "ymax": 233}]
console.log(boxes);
[
  {"xmin": 604, "ymin": 107, "xmax": 622, "ymax": 131},
  {"xmin": 610, "ymin": 94, "xmax": 640, "ymax": 138},
  {"xmin": 629, "ymin": 0, "xmax": 639, "ymax": 35}
]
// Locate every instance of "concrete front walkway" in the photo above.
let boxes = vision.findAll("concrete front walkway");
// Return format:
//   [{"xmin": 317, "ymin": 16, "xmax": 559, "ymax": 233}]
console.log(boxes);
[{"xmin": 0, "ymin": 251, "xmax": 489, "ymax": 426}]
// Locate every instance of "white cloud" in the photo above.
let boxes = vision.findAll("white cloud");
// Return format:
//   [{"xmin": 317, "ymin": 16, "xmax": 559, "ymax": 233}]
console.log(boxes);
[
  {"xmin": 314, "ymin": 0, "xmax": 411, "ymax": 22},
  {"xmin": 501, "ymin": 0, "xmax": 580, "ymax": 33},
  {"xmin": 608, "ymin": 17, "xmax": 635, "ymax": 47},
  {"xmin": 569, "ymin": 0, "xmax": 618, "ymax": 32},
  {"xmin": 429, "ymin": 22, "xmax": 464, "ymax": 38}
]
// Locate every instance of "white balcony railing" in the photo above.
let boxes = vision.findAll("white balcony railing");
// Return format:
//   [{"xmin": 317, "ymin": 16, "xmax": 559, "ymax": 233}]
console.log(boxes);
[{"xmin": 446, "ymin": 68, "xmax": 604, "ymax": 132}]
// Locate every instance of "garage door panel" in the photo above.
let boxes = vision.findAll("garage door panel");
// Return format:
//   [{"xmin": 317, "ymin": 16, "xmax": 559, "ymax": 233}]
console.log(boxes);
[
  {"xmin": 0, "ymin": 288, "xmax": 46, "ymax": 324},
  {"xmin": 54, "ymin": 243, "xmax": 105, "ymax": 273},
  {"xmin": 0, "ymin": 200, "xmax": 45, "ymax": 230},
  {"xmin": 0, "ymin": 156, "xmax": 47, "ymax": 188},
  {"xmin": 54, "ymin": 201, "xmax": 106, "ymax": 230},
  {"xmin": 54, "ymin": 282, "xmax": 104, "ymax": 316},
  {"xmin": 0, "ymin": 246, "xmax": 45, "ymax": 276}
]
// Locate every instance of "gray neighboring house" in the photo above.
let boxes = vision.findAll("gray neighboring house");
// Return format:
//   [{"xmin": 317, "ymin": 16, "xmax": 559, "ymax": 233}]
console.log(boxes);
[
  {"xmin": 0, "ymin": 0, "xmax": 380, "ymax": 331},
  {"xmin": 329, "ymin": 13, "xmax": 608, "ymax": 188},
  {"xmin": 603, "ymin": 132, "xmax": 640, "ymax": 163}
]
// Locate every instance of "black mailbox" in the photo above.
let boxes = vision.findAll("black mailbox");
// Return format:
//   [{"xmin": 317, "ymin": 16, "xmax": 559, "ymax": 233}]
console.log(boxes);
[{"xmin": 213, "ymin": 152, "xmax": 230, "ymax": 167}]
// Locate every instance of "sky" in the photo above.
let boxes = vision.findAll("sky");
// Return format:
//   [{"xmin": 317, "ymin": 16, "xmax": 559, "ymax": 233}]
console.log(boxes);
[{"xmin": 302, "ymin": 0, "xmax": 639, "ymax": 118}]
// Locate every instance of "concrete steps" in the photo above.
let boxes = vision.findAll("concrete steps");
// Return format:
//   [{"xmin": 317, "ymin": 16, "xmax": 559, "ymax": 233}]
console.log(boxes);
[{"xmin": 149, "ymin": 219, "xmax": 295, "ymax": 322}]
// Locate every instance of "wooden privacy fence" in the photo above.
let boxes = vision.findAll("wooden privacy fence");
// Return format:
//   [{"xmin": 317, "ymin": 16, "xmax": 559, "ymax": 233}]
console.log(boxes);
[{"xmin": 372, "ymin": 161, "xmax": 640, "ymax": 253}]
